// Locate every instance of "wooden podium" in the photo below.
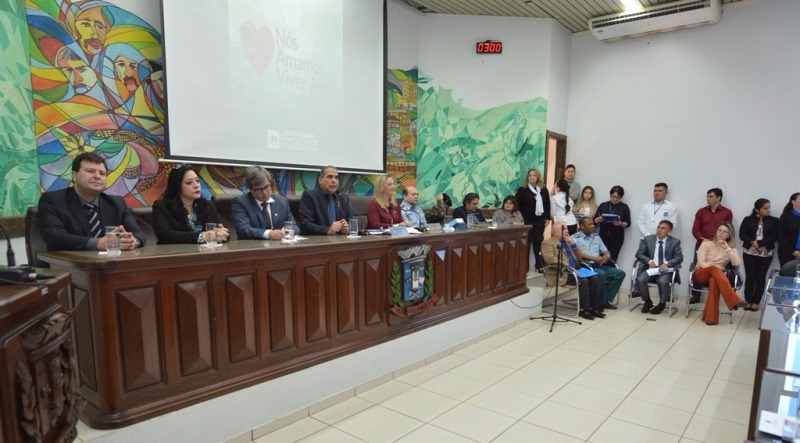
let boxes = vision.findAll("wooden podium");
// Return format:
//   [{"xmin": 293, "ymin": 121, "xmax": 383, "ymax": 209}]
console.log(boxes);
[{"xmin": 0, "ymin": 271, "xmax": 83, "ymax": 443}]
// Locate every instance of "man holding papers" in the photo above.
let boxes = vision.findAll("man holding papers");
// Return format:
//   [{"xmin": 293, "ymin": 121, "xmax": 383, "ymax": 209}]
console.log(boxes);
[{"xmin": 634, "ymin": 220, "xmax": 684, "ymax": 314}]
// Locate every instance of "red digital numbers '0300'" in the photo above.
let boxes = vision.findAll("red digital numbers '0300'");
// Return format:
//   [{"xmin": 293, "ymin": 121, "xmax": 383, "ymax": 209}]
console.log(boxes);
[{"xmin": 476, "ymin": 41, "xmax": 502, "ymax": 54}]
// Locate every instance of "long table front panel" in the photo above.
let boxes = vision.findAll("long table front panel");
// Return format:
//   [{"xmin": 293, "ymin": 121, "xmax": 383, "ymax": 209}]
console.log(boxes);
[{"xmin": 40, "ymin": 226, "xmax": 529, "ymax": 428}]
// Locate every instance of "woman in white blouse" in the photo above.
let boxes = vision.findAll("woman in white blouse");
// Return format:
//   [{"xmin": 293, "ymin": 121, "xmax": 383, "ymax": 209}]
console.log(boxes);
[{"xmin": 552, "ymin": 179, "xmax": 578, "ymax": 234}]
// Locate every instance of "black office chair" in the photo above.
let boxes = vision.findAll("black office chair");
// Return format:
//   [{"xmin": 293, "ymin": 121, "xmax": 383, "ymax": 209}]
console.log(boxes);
[
  {"xmin": 685, "ymin": 261, "xmax": 742, "ymax": 323},
  {"xmin": 629, "ymin": 260, "xmax": 679, "ymax": 316}
]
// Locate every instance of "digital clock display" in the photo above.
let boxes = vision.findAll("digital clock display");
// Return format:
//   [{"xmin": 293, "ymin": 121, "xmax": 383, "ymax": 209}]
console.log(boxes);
[{"xmin": 476, "ymin": 40, "xmax": 503, "ymax": 54}]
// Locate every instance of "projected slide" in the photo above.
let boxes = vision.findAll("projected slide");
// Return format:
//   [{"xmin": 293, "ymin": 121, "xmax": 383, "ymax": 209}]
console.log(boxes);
[{"xmin": 162, "ymin": 0, "xmax": 385, "ymax": 172}]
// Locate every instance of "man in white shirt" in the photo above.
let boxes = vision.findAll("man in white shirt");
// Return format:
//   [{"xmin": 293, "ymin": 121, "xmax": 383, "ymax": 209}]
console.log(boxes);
[{"xmin": 637, "ymin": 182, "xmax": 679, "ymax": 237}]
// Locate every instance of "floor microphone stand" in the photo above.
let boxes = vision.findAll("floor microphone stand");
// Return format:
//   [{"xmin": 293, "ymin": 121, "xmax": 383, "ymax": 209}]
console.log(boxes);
[{"xmin": 531, "ymin": 242, "xmax": 582, "ymax": 332}]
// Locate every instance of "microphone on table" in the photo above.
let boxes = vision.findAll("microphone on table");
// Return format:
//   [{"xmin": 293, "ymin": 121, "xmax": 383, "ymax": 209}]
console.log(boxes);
[{"xmin": 0, "ymin": 221, "xmax": 55, "ymax": 285}]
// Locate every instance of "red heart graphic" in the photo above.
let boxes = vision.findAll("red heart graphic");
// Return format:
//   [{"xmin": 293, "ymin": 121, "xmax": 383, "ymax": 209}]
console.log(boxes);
[{"xmin": 240, "ymin": 21, "xmax": 275, "ymax": 75}]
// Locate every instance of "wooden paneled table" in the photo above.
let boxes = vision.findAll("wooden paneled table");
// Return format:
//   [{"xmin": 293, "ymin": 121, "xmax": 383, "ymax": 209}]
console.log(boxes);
[
  {"xmin": 40, "ymin": 225, "xmax": 529, "ymax": 429},
  {"xmin": 0, "ymin": 271, "xmax": 83, "ymax": 443}
]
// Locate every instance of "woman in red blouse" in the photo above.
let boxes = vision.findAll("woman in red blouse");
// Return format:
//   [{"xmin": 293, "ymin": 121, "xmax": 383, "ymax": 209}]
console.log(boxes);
[{"xmin": 367, "ymin": 176, "xmax": 412, "ymax": 229}]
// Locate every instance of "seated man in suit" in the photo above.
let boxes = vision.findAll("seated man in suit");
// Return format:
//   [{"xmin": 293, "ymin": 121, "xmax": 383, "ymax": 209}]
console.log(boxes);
[
  {"xmin": 400, "ymin": 186, "xmax": 427, "ymax": 229},
  {"xmin": 541, "ymin": 222, "xmax": 604, "ymax": 320},
  {"xmin": 635, "ymin": 220, "xmax": 684, "ymax": 314},
  {"xmin": 299, "ymin": 166, "xmax": 352, "ymax": 235},
  {"xmin": 573, "ymin": 216, "xmax": 626, "ymax": 310},
  {"xmin": 38, "ymin": 152, "xmax": 146, "ymax": 251},
  {"xmin": 232, "ymin": 166, "xmax": 296, "ymax": 239}
]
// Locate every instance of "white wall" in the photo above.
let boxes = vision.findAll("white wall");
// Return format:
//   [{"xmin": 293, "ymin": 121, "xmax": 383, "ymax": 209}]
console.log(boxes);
[
  {"xmin": 566, "ymin": 0, "xmax": 800, "ymax": 287},
  {"xmin": 0, "ymin": 237, "xmax": 26, "ymax": 266},
  {"xmin": 547, "ymin": 23, "xmax": 572, "ymax": 134},
  {"xmin": 417, "ymin": 13, "xmax": 565, "ymax": 111},
  {"xmin": 387, "ymin": 0, "xmax": 420, "ymax": 68}
]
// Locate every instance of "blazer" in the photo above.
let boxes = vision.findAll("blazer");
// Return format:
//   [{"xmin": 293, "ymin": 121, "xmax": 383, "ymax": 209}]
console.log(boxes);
[
  {"xmin": 515, "ymin": 185, "xmax": 551, "ymax": 225},
  {"xmin": 452, "ymin": 206, "xmax": 486, "ymax": 223},
  {"xmin": 231, "ymin": 192, "xmax": 296, "ymax": 239},
  {"xmin": 635, "ymin": 235, "xmax": 684, "ymax": 269},
  {"xmin": 366, "ymin": 199, "xmax": 403, "ymax": 229},
  {"xmin": 38, "ymin": 187, "xmax": 146, "ymax": 251},
  {"xmin": 778, "ymin": 211, "xmax": 800, "ymax": 265},
  {"xmin": 299, "ymin": 187, "xmax": 352, "ymax": 235},
  {"xmin": 541, "ymin": 236, "xmax": 582, "ymax": 286},
  {"xmin": 152, "ymin": 198, "xmax": 224, "ymax": 244},
  {"xmin": 739, "ymin": 214, "xmax": 778, "ymax": 253}
]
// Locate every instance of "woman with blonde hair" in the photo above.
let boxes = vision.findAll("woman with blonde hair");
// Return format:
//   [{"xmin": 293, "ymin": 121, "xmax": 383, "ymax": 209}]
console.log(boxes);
[
  {"xmin": 694, "ymin": 221, "xmax": 747, "ymax": 325},
  {"xmin": 573, "ymin": 186, "xmax": 597, "ymax": 218},
  {"xmin": 366, "ymin": 175, "xmax": 411, "ymax": 229},
  {"xmin": 515, "ymin": 168, "xmax": 551, "ymax": 272}
]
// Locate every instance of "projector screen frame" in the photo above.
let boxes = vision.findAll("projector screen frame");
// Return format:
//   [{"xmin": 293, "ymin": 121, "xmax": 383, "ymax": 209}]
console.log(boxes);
[{"xmin": 159, "ymin": 0, "xmax": 388, "ymax": 175}]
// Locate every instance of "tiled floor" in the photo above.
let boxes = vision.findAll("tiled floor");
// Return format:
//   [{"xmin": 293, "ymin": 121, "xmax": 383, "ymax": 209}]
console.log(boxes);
[{"xmin": 253, "ymin": 299, "xmax": 759, "ymax": 443}]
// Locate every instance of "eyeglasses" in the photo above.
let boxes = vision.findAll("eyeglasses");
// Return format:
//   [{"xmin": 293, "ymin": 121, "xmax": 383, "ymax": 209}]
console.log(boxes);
[{"xmin": 252, "ymin": 184, "xmax": 272, "ymax": 193}]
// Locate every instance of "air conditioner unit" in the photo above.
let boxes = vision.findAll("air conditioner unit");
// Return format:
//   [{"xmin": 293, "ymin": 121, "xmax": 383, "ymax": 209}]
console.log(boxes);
[{"xmin": 589, "ymin": 0, "xmax": 722, "ymax": 41}]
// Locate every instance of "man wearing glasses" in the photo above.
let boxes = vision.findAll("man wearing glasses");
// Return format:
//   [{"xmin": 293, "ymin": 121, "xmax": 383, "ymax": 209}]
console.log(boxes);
[{"xmin": 232, "ymin": 166, "xmax": 297, "ymax": 239}]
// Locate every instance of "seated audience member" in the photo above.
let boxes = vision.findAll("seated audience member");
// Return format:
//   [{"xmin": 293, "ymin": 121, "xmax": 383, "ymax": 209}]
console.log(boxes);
[
  {"xmin": 778, "ymin": 192, "xmax": 800, "ymax": 265},
  {"xmin": 38, "ymin": 152, "xmax": 145, "ymax": 251},
  {"xmin": 232, "ymin": 166, "xmax": 296, "ymax": 240},
  {"xmin": 367, "ymin": 175, "xmax": 410, "ymax": 229},
  {"xmin": 695, "ymin": 222, "xmax": 748, "ymax": 325},
  {"xmin": 634, "ymin": 220, "xmax": 684, "ymax": 315},
  {"xmin": 739, "ymin": 198, "xmax": 778, "ymax": 310},
  {"xmin": 516, "ymin": 168, "xmax": 551, "ymax": 272},
  {"xmin": 542, "ymin": 222, "xmax": 603, "ymax": 320},
  {"xmin": 299, "ymin": 166, "xmax": 351, "ymax": 235},
  {"xmin": 573, "ymin": 185, "xmax": 597, "ymax": 218},
  {"xmin": 689, "ymin": 188, "xmax": 733, "ymax": 304},
  {"xmin": 493, "ymin": 195, "xmax": 525, "ymax": 225},
  {"xmin": 551, "ymin": 179, "xmax": 578, "ymax": 234},
  {"xmin": 400, "ymin": 186, "xmax": 428, "ymax": 228},
  {"xmin": 152, "ymin": 164, "xmax": 230, "ymax": 244},
  {"xmin": 452, "ymin": 192, "xmax": 486, "ymax": 223},
  {"xmin": 573, "ymin": 217, "xmax": 626, "ymax": 310},
  {"xmin": 593, "ymin": 185, "xmax": 631, "ymax": 262}
]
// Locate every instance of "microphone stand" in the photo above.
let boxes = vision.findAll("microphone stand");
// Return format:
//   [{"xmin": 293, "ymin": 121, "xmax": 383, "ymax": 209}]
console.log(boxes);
[
  {"xmin": 530, "ymin": 239, "xmax": 582, "ymax": 332},
  {"xmin": 0, "ymin": 221, "xmax": 16, "ymax": 266}
]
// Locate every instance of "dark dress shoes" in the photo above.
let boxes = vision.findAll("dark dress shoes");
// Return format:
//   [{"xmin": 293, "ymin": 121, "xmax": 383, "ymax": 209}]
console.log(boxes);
[
  {"xmin": 641, "ymin": 300, "xmax": 653, "ymax": 313},
  {"xmin": 689, "ymin": 295, "xmax": 701, "ymax": 304},
  {"xmin": 601, "ymin": 304, "xmax": 617, "ymax": 310},
  {"xmin": 590, "ymin": 309, "xmax": 606, "ymax": 318},
  {"xmin": 650, "ymin": 303, "xmax": 666, "ymax": 315},
  {"xmin": 578, "ymin": 310, "xmax": 595, "ymax": 320}
]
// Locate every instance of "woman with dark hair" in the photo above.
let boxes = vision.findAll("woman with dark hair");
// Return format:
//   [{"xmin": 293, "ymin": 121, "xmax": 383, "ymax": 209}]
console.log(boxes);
[
  {"xmin": 551, "ymin": 179, "xmax": 577, "ymax": 234},
  {"xmin": 739, "ymin": 198, "xmax": 778, "ymax": 310},
  {"xmin": 593, "ymin": 185, "xmax": 631, "ymax": 262},
  {"xmin": 516, "ymin": 168, "xmax": 550, "ymax": 272},
  {"xmin": 493, "ymin": 195, "xmax": 524, "ymax": 224},
  {"xmin": 778, "ymin": 192, "xmax": 800, "ymax": 266},
  {"xmin": 695, "ymin": 222, "xmax": 748, "ymax": 325},
  {"xmin": 152, "ymin": 165, "xmax": 230, "ymax": 244},
  {"xmin": 452, "ymin": 192, "xmax": 486, "ymax": 223}
]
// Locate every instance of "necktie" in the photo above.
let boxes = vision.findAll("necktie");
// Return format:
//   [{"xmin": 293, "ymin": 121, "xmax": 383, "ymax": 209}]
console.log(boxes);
[
  {"xmin": 327, "ymin": 195, "xmax": 336, "ymax": 225},
  {"xmin": 657, "ymin": 240, "xmax": 665, "ymax": 265},
  {"xmin": 85, "ymin": 204, "xmax": 103, "ymax": 238},
  {"xmin": 262, "ymin": 202, "xmax": 273, "ymax": 229}
]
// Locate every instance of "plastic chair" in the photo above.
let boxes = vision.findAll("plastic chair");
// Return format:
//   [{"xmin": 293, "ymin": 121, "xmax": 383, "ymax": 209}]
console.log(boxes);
[
  {"xmin": 685, "ymin": 261, "xmax": 742, "ymax": 323},
  {"xmin": 629, "ymin": 260, "xmax": 680, "ymax": 316}
]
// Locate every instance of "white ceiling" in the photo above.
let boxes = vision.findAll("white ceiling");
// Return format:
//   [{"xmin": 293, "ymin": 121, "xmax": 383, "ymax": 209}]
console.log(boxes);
[{"xmin": 401, "ymin": 0, "xmax": 743, "ymax": 33}]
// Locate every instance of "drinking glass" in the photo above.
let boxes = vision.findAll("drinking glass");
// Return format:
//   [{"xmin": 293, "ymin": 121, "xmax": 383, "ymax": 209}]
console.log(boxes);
[
  {"xmin": 467, "ymin": 213, "xmax": 475, "ymax": 228},
  {"xmin": 283, "ymin": 221, "xmax": 296, "ymax": 240},
  {"xmin": 491, "ymin": 218, "xmax": 499, "ymax": 228},
  {"xmin": 348, "ymin": 218, "xmax": 359, "ymax": 238},
  {"xmin": 205, "ymin": 223, "xmax": 218, "ymax": 247},
  {"xmin": 105, "ymin": 226, "xmax": 120, "ymax": 255}
]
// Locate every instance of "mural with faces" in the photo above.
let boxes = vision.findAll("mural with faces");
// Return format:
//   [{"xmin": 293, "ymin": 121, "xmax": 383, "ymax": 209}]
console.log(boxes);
[{"xmin": 27, "ymin": 0, "xmax": 171, "ymax": 207}]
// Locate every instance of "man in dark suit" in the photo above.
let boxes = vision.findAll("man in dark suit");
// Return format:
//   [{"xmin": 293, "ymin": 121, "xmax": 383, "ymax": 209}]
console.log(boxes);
[
  {"xmin": 635, "ymin": 220, "xmax": 684, "ymax": 314},
  {"xmin": 299, "ymin": 166, "xmax": 352, "ymax": 235},
  {"xmin": 38, "ymin": 152, "xmax": 146, "ymax": 251},
  {"xmin": 232, "ymin": 166, "xmax": 296, "ymax": 239}
]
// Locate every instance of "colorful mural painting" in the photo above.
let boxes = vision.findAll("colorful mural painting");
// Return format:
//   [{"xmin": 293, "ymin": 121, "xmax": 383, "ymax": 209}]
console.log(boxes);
[
  {"xmin": 0, "ymin": 0, "xmax": 38, "ymax": 217},
  {"xmin": 3, "ymin": 0, "xmax": 544, "ymax": 218},
  {"xmin": 416, "ymin": 73, "xmax": 547, "ymax": 209}
]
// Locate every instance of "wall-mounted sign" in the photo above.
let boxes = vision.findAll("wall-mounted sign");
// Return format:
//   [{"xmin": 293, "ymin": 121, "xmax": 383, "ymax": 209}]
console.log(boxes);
[{"xmin": 476, "ymin": 40, "xmax": 503, "ymax": 54}]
